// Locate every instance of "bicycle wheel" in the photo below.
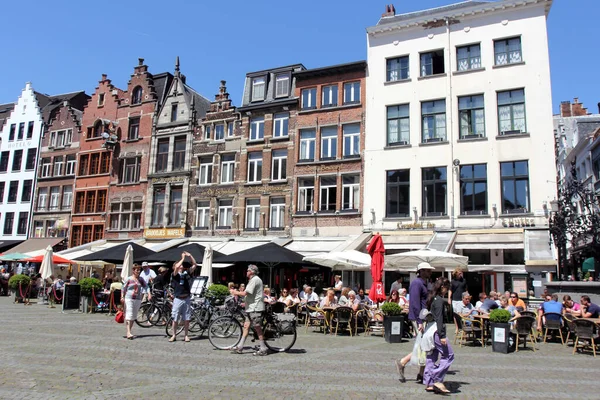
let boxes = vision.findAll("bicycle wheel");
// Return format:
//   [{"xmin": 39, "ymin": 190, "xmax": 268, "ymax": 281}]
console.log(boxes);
[
  {"xmin": 188, "ymin": 310, "xmax": 204, "ymax": 334},
  {"xmin": 263, "ymin": 321, "xmax": 296, "ymax": 352},
  {"xmin": 165, "ymin": 314, "xmax": 185, "ymax": 337},
  {"xmin": 135, "ymin": 303, "xmax": 154, "ymax": 328},
  {"xmin": 208, "ymin": 316, "xmax": 242, "ymax": 350},
  {"xmin": 146, "ymin": 304, "xmax": 163, "ymax": 326}
]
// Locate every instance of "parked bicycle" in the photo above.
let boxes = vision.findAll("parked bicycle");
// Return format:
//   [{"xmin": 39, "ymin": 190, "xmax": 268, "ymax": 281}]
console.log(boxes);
[
  {"xmin": 136, "ymin": 288, "xmax": 172, "ymax": 328},
  {"xmin": 165, "ymin": 293, "xmax": 229, "ymax": 338},
  {"xmin": 208, "ymin": 296, "xmax": 297, "ymax": 352}
]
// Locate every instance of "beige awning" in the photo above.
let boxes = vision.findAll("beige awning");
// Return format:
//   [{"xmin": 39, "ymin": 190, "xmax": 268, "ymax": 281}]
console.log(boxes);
[
  {"xmin": 454, "ymin": 229, "xmax": 524, "ymax": 250},
  {"xmin": 7, "ymin": 237, "xmax": 66, "ymax": 254},
  {"xmin": 524, "ymin": 229, "xmax": 556, "ymax": 267}
]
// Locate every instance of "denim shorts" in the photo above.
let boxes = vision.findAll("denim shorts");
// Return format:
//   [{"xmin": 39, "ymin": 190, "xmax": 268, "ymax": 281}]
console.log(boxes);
[{"xmin": 172, "ymin": 297, "xmax": 192, "ymax": 321}]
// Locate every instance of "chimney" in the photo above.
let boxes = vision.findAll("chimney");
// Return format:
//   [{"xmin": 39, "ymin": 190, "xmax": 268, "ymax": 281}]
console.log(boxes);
[
  {"xmin": 101, "ymin": 74, "xmax": 107, "ymax": 81},
  {"xmin": 138, "ymin": 58, "xmax": 144, "ymax": 66},
  {"xmin": 560, "ymin": 101, "xmax": 572, "ymax": 117},
  {"xmin": 597, "ymin": 102, "xmax": 600, "ymax": 114},
  {"xmin": 382, "ymin": 4, "xmax": 395, "ymax": 18}
]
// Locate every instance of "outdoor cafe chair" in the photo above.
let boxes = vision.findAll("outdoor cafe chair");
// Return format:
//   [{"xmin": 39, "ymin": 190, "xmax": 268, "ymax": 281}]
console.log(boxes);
[
  {"xmin": 365, "ymin": 308, "xmax": 384, "ymax": 336},
  {"xmin": 354, "ymin": 308, "xmax": 369, "ymax": 335},
  {"xmin": 456, "ymin": 315, "xmax": 484, "ymax": 347},
  {"xmin": 541, "ymin": 312, "xmax": 564, "ymax": 344},
  {"xmin": 563, "ymin": 314, "xmax": 577, "ymax": 346},
  {"xmin": 572, "ymin": 319, "xmax": 599, "ymax": 357},
  {"xmin": 270, "ymin": 302, "xmax": 286, "ymax": 314},
  {"xmin": 513, "ymin": 316, "xmax": 536, "ymax": 352},
  {"xmin": 331, "ymin": 306, "xmax": 354, "ymax": 336},
  {"xmin": 305, "ymin": 304, "xmax": 326, "ymax": 333}
]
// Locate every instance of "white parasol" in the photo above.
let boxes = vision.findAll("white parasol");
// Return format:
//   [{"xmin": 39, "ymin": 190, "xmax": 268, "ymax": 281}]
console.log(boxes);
[
  {"xmin": 120, "ymin": 245, "xmax": 133, "ymax": 282},
  {"xmin": 200, "ymin": 245, "xmax": 213, "ymax": 285},
  {"xmin": 39, "ymin": 245, "xmax": 54, "ymax": 305},
  {"xmin": 385, "ymin": 248, "xmax": 468, "ymax": 271}
]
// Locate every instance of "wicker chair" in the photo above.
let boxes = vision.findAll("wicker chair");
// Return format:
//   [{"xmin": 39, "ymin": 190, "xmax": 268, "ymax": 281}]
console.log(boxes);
[
  {"xmin": 456, "ymin": 315, "xmax": 484, "ymax": 347},
  {"xmin": 563, "ymin": 314, "xmax": 577, "ymax": 346},
  {"xmin": 331, "ymin": 306, "xmax": 354, "ymax": 336},
  {"xmin": 354, "ymin": 308, "xmax": 369, "ymax": 335},
  {"xmin": 305, "ymin": 305, "xmax": 326, "ymax": 333},
  {"xmin": 513, "ymin": 316, "xmax": 536, "ymax": 352},
  {"xmin": 572, "ymin": 319, "xmax": 599, "ymax": 357},
  {"xmin": 541, "ymin": 312, "xmax": 564, "ymax": 344}
]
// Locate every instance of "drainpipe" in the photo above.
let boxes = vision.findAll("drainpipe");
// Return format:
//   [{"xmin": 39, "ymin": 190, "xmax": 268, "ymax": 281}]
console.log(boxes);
[{"xmin": 446, "ymin": 17, "xmax": 456, "ymax": 229}]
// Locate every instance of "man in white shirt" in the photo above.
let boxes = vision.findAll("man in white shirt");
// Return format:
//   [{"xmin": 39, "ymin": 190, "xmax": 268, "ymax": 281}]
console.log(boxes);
[
  {"xmin": 140, "ymin": 262, "xmax": 157, "ymax": 301},
  {"xmin": 390, "ymin": 277, "xmax": 403, "ymax": 294},
  {"xmin": 302, "ymin": 286, "xmax": 319, "ymax": 303},
  {"xmin": 298, "ymin": 284, "xmax": 308, "ymax": 301}
]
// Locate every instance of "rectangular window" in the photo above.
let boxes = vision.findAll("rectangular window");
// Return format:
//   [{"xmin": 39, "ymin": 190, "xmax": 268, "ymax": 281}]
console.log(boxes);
[
  {"xmin": 275, "ymin": 74, "xmax": 290, "ymax": 98},
  {"xmin": 98, "ymin": 93, "xmax": 105, "ymax": 106},
  {"xmin": 74, "ymin": 192, "xmax": 85, "ymax": 214},
  {"xmin": 170, "ymin": 103, "xmax": 178, "ymax": 122},
  {"xmin": 198, "ymin": 157, "xmax": 213, "ymax": 185},
  {"xmin": 301, "ymin": 88, "xmax": 317, "ymax": 110},
  {"xmin": 8, "ymin": 181, "xmax": 18, "ymax": 203},
  {"xmin": 11, "ymin": 150, "xmax": 22, "ymax": 172},
  {"xmin": 17, "ymin": 122, "xmax": 24, "ymax": 140},
  {"xmin": 21, "ymin": 180, "xmax": 32, "ymax": 202},
  {"xmin": 320, "ymin": 176, "xmax": 337, "ymax": 212},
  {"xmin": 0, "ymin": 151, "xmax": 9, "ymax": 172},
  {"xmin": 41, "ymin": 158, "xmax": 52, "ymax": 177},
  {"xmin": 121, "ymin": 157, "xmax": 141, "ymax": 184},
  {"xmin": 133, "ymin": 202, "xmax": 143, "ymax": 230},
  {"xmin": 386, "ymin": 170, "xmax": 410, "ymax": 217},
  {"xmin": 247, "ymin": 152, "xmax": 263, "ymax": 183},
  {"xmin": 120, "ymin": 203, "xmax": 131, "ymax": 230},
  {"xmin": 204, "ymin": 125, "xmax": 211, "ymax": 140},
  {"xmin": 66, "ymin": 155, "xmax": 76, "ymax": 175},
  {"xmin": 460, "ymin": 164, "xmax": 487, "ymax": 215},
  {"xmin": 494, "ymin": 37, "xmax": 522, "ymax": 65},
  {"xmin": 156, "ymin": 138, "xmax": 169, "ymax": 172},
  {"xmin": 89, "ymin": 153, "xmax": 100, "ymax": 175},
  {"xmin": 221, "ymin": 154, "xmax": 235, "ymax": 184},
  {"xmin": 387, "ymin": 104, "xmax": 410, "ymax": 145},
  {"xmin": 27, "ymin": 121, "xmax": 34, "ymax": 139},
  {"xmin": 299, "ymin": 129, "xmax": 316, "ymax": 162},
  {"xmin": 196, "ymin": 200, "xmax": 210, "ymax": 228},
  {"xmin": 420, "ymin": 50, "xmax": 445, "ymax": 76},
  {"xmin": 62, "ymin": 185, "xmax": 73, "ymax": 210},
  {"xmin": 53, "ymin": 156, "xmax": 64, "ymax": 177},
  {"xmin": 227, "ymin": 121, "xmax": 234, "ymax": 137},
  {"xmin": 128, "ymin": 117, "xmax": 140, "ymax": 140},
  {"xmin": 386, "ymin": 56, "xmax": 409, "ymax": 81},
  {"xmin": 498, "ymin": 89, "xmax": 526, "ymax": 135},
  {"xmin": 251, "ymin": 77, "xmax": 266, "ymax": 101},
  {"xmin": 297, "ymin": 178, "xmax": 314, "ymax": 213},
  {"xmin": 85, "ymin": 191, "xmax": 96, "ymax": 213},
  {"xmin": 458, "ymin": 95, "xmax": 485, "ymax": 138},
  {"xmin": 168, "ymin": 187, "xmax": 183, "ymax": 225},
  {"xmin": 151, "ymin": 188, "xmax": 165, "ymax": 226},
  {"xmin": 501, "ymin": 161, "xmax": 529, "ymax": 214},
  {"xmin": 37, "ymin": 187, "xmax": 48, "ymax": 211},
  {"xmin": 270, "ymin": 198, "xmax": 285, "ymax": 229},
  {"xmin": 320, "ymin": 126, "xmax": 337, "ymax": 160},
  {"xmin": 342, "ymin": 175, "xmax": 360, "ymax": 211},
  {"xmin": 343, "ymin": 81, "xmax": 361, "ymax": 105},
  {"xmin": 249, "ymin": 117, "xmax": 264, "ymax": 141},
  {"xmin": 78, "ymin": 155, "xmax": 88, "ymax": 176},
  {"xmin": 422, "ymin": 167, "xmax": 447, "ymax": 216},
  {"xmin": 218, "ymin": 199, "xmax": 233, "ymax": 227},
  {"xmin": 100, "ymin": 152, "xmax": 110, "ymax": 174},
  {"xmin": 215, "ymin": 124, "xmax": 225, "ymax": 141},
  {"xmin": 3, "ymin": 212, "xmax": 13, "ymax": 235},
  {"xmin": 173, "ymin": 136, "xmax": 186, "ymax": 170},
  {"xmin": 273, "ymin": 112, "xmax": 289, "ymax": 138},
  {"xmin": 456, "ymin": 44, "xmax": 481, "ymax": 71},
  {"xmin": 49, "ymin": 187, "xmax": 60, "ymax": 210},
  {"xmin": 34, "ymin": 221, "xmax": 44, "ymax": 238},
  {"xmin": 271, "ymin": 150, "xmax": 287, "ymax": 181},
  {"xmin": 0, "ymin": 182, "xmax": 4, "ymax": 203},
  {"xmin": 245, "ymin": 198, "xmax": 261, "ymax": 230},
  {"xmin": 53, "ymin": 130, "xmax": 68, "ymax": 147},
  {"xmin": 343, "ymin": 123, "xmax": 360, "ymax": 157},
  {"xmin": 8, "ymin": 124, "xmax": 15, "ymax": 141},
  {"xmin": 322, "ymin": 85, "xmax": 338, "ymax": 107},
  {"xmin": 25, "ymin": 149, "xmax": 36, "ymax": 170},
  {"xmin": 421, "ymin": 100, "xmax": 446, "ymax": 142}
]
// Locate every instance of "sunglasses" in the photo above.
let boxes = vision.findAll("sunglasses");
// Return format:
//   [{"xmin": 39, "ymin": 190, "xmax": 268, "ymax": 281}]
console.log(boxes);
[{"xmin": 510, "ymin": 296, "xmax": 517, "ymax": 298}]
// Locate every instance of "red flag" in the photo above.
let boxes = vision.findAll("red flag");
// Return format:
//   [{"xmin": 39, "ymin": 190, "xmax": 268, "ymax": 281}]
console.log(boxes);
[{"xmin": 368, "ymin": 234, "xmax": 386, "ymax": 303}]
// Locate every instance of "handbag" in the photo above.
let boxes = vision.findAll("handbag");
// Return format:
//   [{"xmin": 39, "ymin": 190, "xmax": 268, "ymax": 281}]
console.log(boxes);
[{"xmin": 115, "ymin": 310, "xmax": 124, "ymax": 324}]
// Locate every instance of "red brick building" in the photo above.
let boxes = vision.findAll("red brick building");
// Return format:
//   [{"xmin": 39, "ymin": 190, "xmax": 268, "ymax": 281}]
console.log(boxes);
[
  {"xmin": 292, "ymin": 61, "xmax": 366, "ymax": 236},
  {"xmin": 107, "ymin": 59, "xmax": 172, "ymax": 240},
  {"xmin": 70, "ymin": 75, "xmax": 124, "ymax": 247}
]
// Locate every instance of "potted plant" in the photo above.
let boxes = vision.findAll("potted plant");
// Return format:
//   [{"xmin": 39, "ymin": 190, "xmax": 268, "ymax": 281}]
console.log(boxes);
[
  {"xmin": 9, "ymin": 274, "xmax": 32, "ymax": 303},
  {"xmin": 380, "ymin": 301, "xmax": 404, "ymax": 343},
  {"xmin": 79, "ymin": 277, "xmax": 103, "ymax": 313},
  {"xmin": 489, "ymin": 308, "xmax": 514, "ymax": 353},
  {"xmin": 205, "ymin": 284, "xmax": 229, "ymax": 305}
]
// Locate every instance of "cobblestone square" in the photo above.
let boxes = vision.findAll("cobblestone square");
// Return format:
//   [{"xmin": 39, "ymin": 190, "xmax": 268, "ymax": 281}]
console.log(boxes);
[{"xmin": 0, "ymin": 297, "xmax": 597, "ymax": 400}]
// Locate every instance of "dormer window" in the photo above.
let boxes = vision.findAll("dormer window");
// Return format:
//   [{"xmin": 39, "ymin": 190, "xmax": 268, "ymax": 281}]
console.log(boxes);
[
  {"xmin": 251, "ymin": 77, "xmax": 266, "ymax": 101},
  {"xmin": 275, "ymin": 74, "xmax": 290, "ymax": 98},
  {"xmin": 132, "ymin": 86, "xmax": 143, "ymax": 105},
  {"xmin": 171, "ymin": 103, "xmax": 178, "ymax": 122},
  {"xmin": 98, "ymin": 93, "xmax": 105, "ymax": 106}
]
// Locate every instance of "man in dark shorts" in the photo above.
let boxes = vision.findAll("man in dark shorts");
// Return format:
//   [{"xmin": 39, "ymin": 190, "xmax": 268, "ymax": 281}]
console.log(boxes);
[{"xmin": 229, "ymin": 264, "xmax": 268, "ymax": 356}]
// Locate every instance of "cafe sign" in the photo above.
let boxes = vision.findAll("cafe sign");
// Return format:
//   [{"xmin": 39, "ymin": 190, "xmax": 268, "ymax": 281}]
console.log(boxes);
[{"xmin": 144, "ymin": 228, "xmax": 185, "ymax": 239}]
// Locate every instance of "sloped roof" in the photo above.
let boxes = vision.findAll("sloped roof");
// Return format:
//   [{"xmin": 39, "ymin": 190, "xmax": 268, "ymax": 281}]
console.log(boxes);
[
  {"xmin": 183, "ymin": 82, "xmax": 211, "ymax": 118},
  {"xmin": 0, "ymin": 102, "xmax": 15, "ymax": 130},
  {"xmin": 35, "ymin": 91, "xmax": 89, "ymax": 124},
  {"xmin": 151, "ymin": 72, "xmax": 174, "ymax": 108}
]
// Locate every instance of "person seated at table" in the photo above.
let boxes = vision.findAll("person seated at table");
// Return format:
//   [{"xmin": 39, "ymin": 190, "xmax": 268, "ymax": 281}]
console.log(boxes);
[
  {"xmin": 562, "ymin": 295, "xmax": 582, "ymax": 316},
  {"xmin": 387, "ymin": 289, "xmax": 402, "ymax": 305},
  {"xmin": 581, "ymin": 295, "xmax": 600, "ymax": 318},
  {"xmin": 102, "ymin": 271, "xmax": 114, "ymax": 290},
  {"xmin": 263, "ymin": 287, "xmax": 276, "ymax": 304},
  {"xmin": 500, "ymin": 295, "xmax": 521, "ymax": 318},
  {"xmin": 476, "ymin": 292, "xmax": 499, "ymax": 314},
  {"xmin": 302, "ymin": 286, "xmax": 319, "ymax": 304},
  {"xmin": 320, "ymin": 289, "xmax": 338, "ymax": 308},
  {"xmin": 490, "ymin": 291, "xmax": 502, "ymax": 306},
  {"xmin": 537, "ymin": 293, "xmax": 563, "ymax": 332},
  {"xmin": 347, "ymin": 290, "xmax": 360, "ymax": 312},
  {"xmin": 277, "ymin": 288, "xmax": 289, "ymax": 303},
  {"xmin": 284, "ymin": 288, "xmax": 301, "ymax": 306},
  {"xmin": 338, "ymin": 287, "xmax": 350, "ymax": 306},
  {"xmin": 0, "ymin": 267, "xmax": 9, "ymax": 296},
  {"xmin": 455, "ymin": 292, "xmax": 477, "ymax": 317},
  {"xmin": 509, "ymin": 292, "xmax": 526, "ymax": 311},
  {"xmin": 68, "ymin": 276, "xmax": 77, "ymax": 285},
  {"xmin": 398, "ymin": 288, "xmax": 408, "ymax": 307},
  {"xmin": 298, "ymin": 284, "xmax": 308, "ymax": 301},
  {"xmin": 361, "ymin": 289, "xmax": 374, "ymax": 306}
]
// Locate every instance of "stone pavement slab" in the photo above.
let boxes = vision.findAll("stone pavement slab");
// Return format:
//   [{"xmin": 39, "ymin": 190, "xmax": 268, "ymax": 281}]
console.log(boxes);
[{"xmin": 0, "ymin": 297, "xmax": 598, "ymax": 399}]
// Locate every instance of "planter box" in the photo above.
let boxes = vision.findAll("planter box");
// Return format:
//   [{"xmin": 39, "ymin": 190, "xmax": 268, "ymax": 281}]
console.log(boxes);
[
  {"xmin": 384, "ymin": 315, "xmax": 404, "ymax": 343},
  {"xmin": 491, "ymin": 322, "xmax": 515, "ymax": 353}
]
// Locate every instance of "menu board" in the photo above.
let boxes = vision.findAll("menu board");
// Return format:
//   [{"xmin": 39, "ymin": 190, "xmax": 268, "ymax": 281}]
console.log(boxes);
[
  {"xmin": 512, "ymin": 276, "xmax": 528, "ymax": 297},
  {"xmin": 62, "ymin": 284, "xmax": 81, "ymax": 311}
]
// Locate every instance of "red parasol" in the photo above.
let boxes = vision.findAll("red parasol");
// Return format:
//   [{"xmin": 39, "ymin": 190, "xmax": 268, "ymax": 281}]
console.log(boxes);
[
  {"xmin": 367, "ymin": 234, "xmax": 386, "ymax": 303},
  {"xmin": 23, "ymin": 254, "xmax": 74, "ymax": 264}
]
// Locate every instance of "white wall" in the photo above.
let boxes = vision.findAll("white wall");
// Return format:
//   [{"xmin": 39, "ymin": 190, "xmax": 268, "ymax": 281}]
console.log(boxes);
[{"xmin": 364, "ymin": 3, "xmax": 556, "ymax": 231}]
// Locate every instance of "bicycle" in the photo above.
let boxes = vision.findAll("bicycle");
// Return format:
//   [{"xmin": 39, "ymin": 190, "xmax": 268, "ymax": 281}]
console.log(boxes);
[
  {"xmin": 136, "ymin": 289, "xmax": 172, "ymax": 328},
  {"xmin": 165, "ymin": 293, "xmax": 229, "ymax": 338},
  {"xmin": 208, "ymin": 296, "xmax": 297, "ymax": 353}
]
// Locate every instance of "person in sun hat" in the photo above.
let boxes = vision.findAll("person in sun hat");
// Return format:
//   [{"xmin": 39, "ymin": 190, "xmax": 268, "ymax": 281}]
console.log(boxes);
[{"xmin": 395, "ymin": 261, "xmax": 435, "ymax": 384}]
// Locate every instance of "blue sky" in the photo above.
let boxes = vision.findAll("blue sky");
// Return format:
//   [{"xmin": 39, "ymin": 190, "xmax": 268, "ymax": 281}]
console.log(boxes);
[{"xmin": 0, "ymin": 0, "xmax": 594, "ymax": 114}]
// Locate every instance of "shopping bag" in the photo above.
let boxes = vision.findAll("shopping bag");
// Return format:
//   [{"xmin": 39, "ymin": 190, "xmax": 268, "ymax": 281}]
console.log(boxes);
[{"xmin": 115, "ymin": 310, "xmax": 124, "ymax": 324}]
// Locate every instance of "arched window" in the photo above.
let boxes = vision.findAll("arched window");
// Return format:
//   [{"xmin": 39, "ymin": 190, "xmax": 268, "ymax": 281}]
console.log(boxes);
[
  {"xmin": 93, "ymin": 120, "xmax": 103, "ymax": 138},
  {"xmin": 132, "ymin": 86, "xmax": 143, "ymax": 105}
]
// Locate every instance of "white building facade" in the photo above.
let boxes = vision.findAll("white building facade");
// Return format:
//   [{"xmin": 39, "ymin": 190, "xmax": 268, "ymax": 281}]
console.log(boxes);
[
  {"xmin": 0, "ymin": 83, "xmax": 43, "ymax": 240},
  {"xmin": 364, "ymin": 0, "xmax": 557, "ymax": 295}
]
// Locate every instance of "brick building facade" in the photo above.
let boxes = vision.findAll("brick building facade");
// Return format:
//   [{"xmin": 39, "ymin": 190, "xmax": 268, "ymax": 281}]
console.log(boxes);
[
  {"xmin": 292, "ymin": 61, "xmax": 366, "ymax": 236},
  {"xmin": 106, "ymin": 59, "xmax": 172, "ymax": 241}
]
